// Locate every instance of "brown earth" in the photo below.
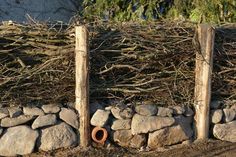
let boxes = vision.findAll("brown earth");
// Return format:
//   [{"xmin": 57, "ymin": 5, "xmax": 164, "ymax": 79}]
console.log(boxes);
[{"xmin": 26, "ymin": 140, "xmax": 236, "ymax": 157}]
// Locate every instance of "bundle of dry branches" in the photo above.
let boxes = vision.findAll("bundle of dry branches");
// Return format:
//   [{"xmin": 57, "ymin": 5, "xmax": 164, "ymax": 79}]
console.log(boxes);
[
  {"xmin": 0, "ymin": 22, "xmax": 75, "ymax": 107},
  {"xmin": 212, "ymin": 27, "xmax": 236, "ymax": 101},
  {"xmin": 89, "ymin": 22, "xmax": 196, "ymax": 106},
  {"xmin": 0, "ymin": 21, "xmax": 234, "ymax": 107}
]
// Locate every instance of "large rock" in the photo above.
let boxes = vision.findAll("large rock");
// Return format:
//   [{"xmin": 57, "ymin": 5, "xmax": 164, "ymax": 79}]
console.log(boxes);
[
  {"xmin": 39, "ymin": 122, "xmax": 77, "ymax": 151},
  {"xmin": 113, "ymin": 129, "xmax": 146, "ymax": 148},
  {"xmin": 131, "ymin": 114, "xmax": 175, "ymax": 134},
  {"xmin": 120, "ymin": 107, "xmax": 134, "ymax": 119},
  {"xmin": 8, "ymin": 107, "xmax": 22, "ymax": 118},
  {"xmin": 1, "ymin": 115, "xmax": 34, "ymax": 127},
  {"xmin": 130, "ymin": 134, "xmax": 147, "ymax": 148},
  {"xmin": 111, "ymin": 106, "xmax": 134, "ymax": 119},
  {"xmin": 157, "ymin": 107, "xmax": 173, "ymax": 117},
  {"xmin": 32, "ymin": 114, "xmax": 57, "ymax": 129},
  {"xmin": 59, "ymin": 108, "xmax": 79, "ymax": 129},
  {"xmin": 175, "ymin": 115, "xmax": 193, "ymax": 138},
  {"xmin": 23, "ymin": 107, "xmax": 45, "ymax": 116},
  {"xmin": 42, "ymin": 104, "xmax": 61, "ymax": 113},
  {"xmin": 0, "ymin": 108, "xmax": 9, "ymax": 119},
  {"xmin": 111, "ymin": 119, "xmax": 131, "ymax": 130},
  {"xmin": 135, "ymin": 104, "xmax": 157, "ymax": 116},
  {"xmin": 223, "ymin": 109, "xmax": 235, "ymax": 122},
  {"xmin": 0, "ymin": 125, "xmax": 39, "ymax": 156},
  {"xmin": 113, "ymin": 130, "xmax": 133, "ymax": 147},
  {"xmin": 211, "ymin": 109, "xmax": 223, "ymax": 124},
  {"xmin": 90, "ymin": 109, "xmax": 110, "ymax": 127},
  {"xmin": 171, "ymin": 106, "xmax": 185, "ymax": 115},
  {"xmin": 148, "ymin": 125, "xmax": 189, "ymax": 148},
  {"xmin": 111, "ymin": 107, "xmax": 123, "ymax": 119},
  {"xmin": 184, "ymin": 107, "xmax": 194, "ymax": 117},
  {"xmin": 213, "ymin": 121, "xmax": 236, "ymax": 142}
]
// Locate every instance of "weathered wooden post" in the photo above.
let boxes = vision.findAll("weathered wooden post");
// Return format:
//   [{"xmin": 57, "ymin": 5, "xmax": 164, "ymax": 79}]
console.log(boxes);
[
  {"xmin": 194, "ymin": 24, "xmax": 215, "ymax": 139},
  {"xmin": 75, "ymin": 26, "xmax": 90, "ymax": 147}
]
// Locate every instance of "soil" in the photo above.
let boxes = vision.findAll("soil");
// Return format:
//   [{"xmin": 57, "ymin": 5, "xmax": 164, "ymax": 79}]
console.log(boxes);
[{"xmin": 27, "ymin": 139, "xmax": 236, "ymax": 157}]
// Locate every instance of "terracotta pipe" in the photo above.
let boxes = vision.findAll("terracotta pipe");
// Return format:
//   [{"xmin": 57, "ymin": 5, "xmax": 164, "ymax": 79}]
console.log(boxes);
[{"xmin": 91, "ymin": 126, "xmax": 108, "ymax": 145}]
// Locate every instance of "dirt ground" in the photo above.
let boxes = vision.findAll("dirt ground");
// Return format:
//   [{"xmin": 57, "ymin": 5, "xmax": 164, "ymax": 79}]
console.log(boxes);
[{"xmin": 27, "ymin": 139, "xmax": 236, "ymax": 157}]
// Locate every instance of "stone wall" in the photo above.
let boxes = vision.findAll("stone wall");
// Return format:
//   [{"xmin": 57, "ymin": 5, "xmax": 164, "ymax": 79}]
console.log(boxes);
[
  {"xmin": 210, "ymin": 100, "xmax": 236, "ymax": 142},
  {"xmin": 0, "ymin": 104, "xmax": 79, "ymax": 156},
  {"xmin": 91, "ymin": 100, "xmax": 236, "ymax": 149},
  {"xmin": 90, "ymin": 101, "xmax": 194, "ymax": 150},
  {"xmin": 0, "ymin": 100, "xmax": 235, "ymax": 156}
]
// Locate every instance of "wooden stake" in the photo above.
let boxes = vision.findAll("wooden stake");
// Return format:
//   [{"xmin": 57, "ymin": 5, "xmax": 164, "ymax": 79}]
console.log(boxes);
[
  {"xmin": 75, "ymin": 26, "xmax": 90, "ymax": 147},
  {"xmin": 194, "ymin": 24, "xmax": 215, "ymax": 139}
]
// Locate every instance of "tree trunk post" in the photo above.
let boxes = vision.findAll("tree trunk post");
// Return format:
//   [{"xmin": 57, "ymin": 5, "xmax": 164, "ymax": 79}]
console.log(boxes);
[
  {"xmin": 194, "ymin": 24, "xmax": 215, "ymax": 140},
  {"xmin": 75, "ymin": 26, "xmax": 90, "ymax": 147}
]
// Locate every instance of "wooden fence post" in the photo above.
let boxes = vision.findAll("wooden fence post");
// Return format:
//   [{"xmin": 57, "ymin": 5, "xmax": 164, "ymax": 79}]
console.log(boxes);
[
  {"xmin": 75, "ymin": 26, "xmax": 90, "ymax": 147},
  {"xmin": 194, "ymin": 24, "xmax": 215, "ymax": 139}
]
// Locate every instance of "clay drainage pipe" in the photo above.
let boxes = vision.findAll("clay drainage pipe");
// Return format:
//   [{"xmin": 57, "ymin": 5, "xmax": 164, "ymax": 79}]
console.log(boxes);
[{"xmin": 91, "ymin": 126, "xmax": 108, "ymax": 145}]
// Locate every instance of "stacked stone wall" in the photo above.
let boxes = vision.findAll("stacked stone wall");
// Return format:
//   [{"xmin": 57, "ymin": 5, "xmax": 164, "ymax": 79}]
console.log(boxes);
[
  {"xmin": 0, "ymin": 104, "xmax": 79, "ymax": 156},
  {"xmin": 90, "ymin": 101, "xmax": 194, "ymax": 150},
  {"xmin": 0, "ymin": 99, "xmax": 235, "ymax": 156},
  {"xmin": 210, "ymin": 100, "xmax": 236, "ymax": 142}
]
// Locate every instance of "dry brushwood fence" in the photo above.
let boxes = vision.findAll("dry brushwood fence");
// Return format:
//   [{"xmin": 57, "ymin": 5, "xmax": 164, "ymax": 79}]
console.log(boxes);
[{"xmin": 0, "ymin": 21, "xmax": 235, "ymax": 107}]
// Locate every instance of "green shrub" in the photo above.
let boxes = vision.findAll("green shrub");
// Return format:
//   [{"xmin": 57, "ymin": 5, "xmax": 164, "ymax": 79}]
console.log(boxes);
[{"xmin": 82, "ymin": 0, "xmax": 236, "ymax": 23}]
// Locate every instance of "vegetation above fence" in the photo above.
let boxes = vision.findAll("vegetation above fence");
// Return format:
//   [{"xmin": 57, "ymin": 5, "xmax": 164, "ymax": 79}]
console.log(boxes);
[{"xmin": 82, "ymin": 0, "xmax": 236, "ymax": 23}]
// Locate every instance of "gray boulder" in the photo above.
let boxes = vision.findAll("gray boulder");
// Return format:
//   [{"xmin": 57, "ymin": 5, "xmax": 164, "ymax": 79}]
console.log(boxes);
[
  {"xmin": 223, "ymin": 108, "xmax": 235, "ymax": 122},
  {"xmin": 8, "ymin": 107, "xmax": 22, "ymax": 118},
  {"xmin": 131, "ymin": 114, "xmax": 175, "ymax": 134},
  {"xmin": 111, "ymin": 107, "xmax": 123, "ymax": 119},
  {"xmin": 157, "ymin": 107, "xmax": 173, "ymax": 117},
  {"xmin": 148, "ymin": 125, "xmax": 189, "ymax": 148},
  {"xmin": 120, "ymin": 107, "xmax": 134, "ymax": 119},
  {"xmin": 90, "ymin": 109, "xmax": 110, "ymax": 127},
  {"xmin": 23, "ymin": 107, "xmax": 45, "ymax": 116},
  {"xmin": 130, "ymin": 134, "xmax": 147, "ymax": 148},
  {"xmin": 175, "ymin": 115, "xmax": 193, "ymax": 138},
  {"xmin": 111, "ymin": 106, "xmax": 134, "ymax": 119},
  {"xmin": 184, "ymin": 107, "xmax": 194, "ymax": 117},
  {"xmin": 1, "ymin": 115, "xmax": 34, "ymax": 127},
  {"xmin": 211, "ymin": 109, "xmax": 223, "ymax": 124},
  {"xmin": 32, "ymin": 114, "xmax": 57, "ymax": 129},
  {"xmin": 113, "ymin": 130, "xmax": 146, "ymax": 148},
  {"xmin": 171, "ymin": 106, "xmax": 185, "ymax": 115},
  {"xmin": 111, "ymin": 119, "xmax": 131, "ymax": 130},
  {"xmin": 135, "ymin": 104, "xmax": 157, "ymax": 116},
  {"xmin": 0, "ymin": 125, "xmax": 39, "ymax": 156},
  {"xmin": 113, "ymin": 130, "xmax": 133, "ymax": 147},
  {"xmin": 59, "ymin": 108, "xmax": 79, "ymax": 129},
  {"xmin": 42, "ymin": 104, "xmax": 61, "ymax": 113},
  {"xmin": 213, "ymin": 121, "xmax": 236, "ymax": 142},
  {"xmin": 105, "ymin": 106, "xmax": 113, "ymax": 111},
  {"xmin": 0, "ymin": 108, "xmax": 9, "ymax": 119},
  {"xmin": 39, "ymin": 122, "xmax": 77, "ymax": 151}
]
